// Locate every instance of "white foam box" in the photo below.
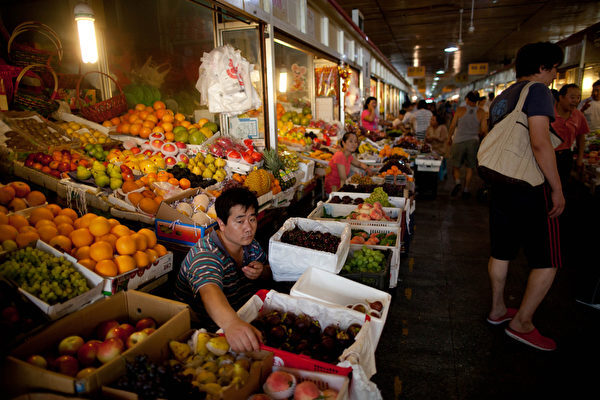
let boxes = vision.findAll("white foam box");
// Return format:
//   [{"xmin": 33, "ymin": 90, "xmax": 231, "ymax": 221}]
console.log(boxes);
[
  {"xmin": 7, "ymin": 240, "xmax": 104, "ymax": 320},
  {"xmin": 268, "ymin": 217, "xmax": 351, "ymax": 282},
  {"xmin": 327, "ymin": 192, "xmax": 407, "ymax": 208},
  {"xmin": 348, "ymin": 224, "xmax": 402, "ymax": 281},
  {"xmin": 273, "ymin": 366, "xmax": 349, "ymax": 400},
  {"xmin": 290, "ymin": 267, "xmax": 391, "ymax": 348},
  {"xmin": 102, "ymin": 252, "xmax": 174, "ymax": 296},
  {"xmin": 297, "ymin": 159, "xmax": 315, "ymax": 183},
  {"xmin": 307, "ymin": 201, "xmax": 402, "ymax": 229}
]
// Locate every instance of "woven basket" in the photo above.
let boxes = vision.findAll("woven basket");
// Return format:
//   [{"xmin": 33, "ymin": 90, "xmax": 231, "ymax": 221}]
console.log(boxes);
[
  {"xmin": 7, "ymin": 22, "xmax": 63, "ymax": 68},
  {"xmin": 0, "ymin": 64, "xmax": 24, "ymax": 104},
  {"xmin": 76, "ymin": 71, "xmax": 128, "ymax": 123},
  {"xmin": 13, "ymin": 63, "xmax": 59, "ymax": 117}
]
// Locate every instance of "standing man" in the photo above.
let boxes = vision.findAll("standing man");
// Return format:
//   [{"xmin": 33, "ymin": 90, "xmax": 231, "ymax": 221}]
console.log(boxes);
[
  {"xmin": 551, "ymin": 84, "xmax": 589, "ymax": 188},
  {"xmin": 579, "ymin": 80, "xmax": 600, "ymax": 131},
  {"xmin": 402, "ymin": 100, "xmax": 416, "ymax": 133},
  {"xmin": 484, "ymin": 42, "xmax": 564, "ymax": 351},
  {"xmin": 448, "ymin": 91, "xmax": 488, "ymax": 198},
  {"xmin": 175, "ymin": 187, "xmax": 271, "ymax": 353},
  {"xmin": 410, "ymin": 100, "xmax": 433, "ymax": 141}
]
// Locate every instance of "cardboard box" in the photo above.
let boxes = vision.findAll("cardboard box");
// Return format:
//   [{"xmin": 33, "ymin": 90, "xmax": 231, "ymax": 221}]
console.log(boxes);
[
  {"xmin": 290, "ymin": 267, "xmax": 392, "ymax": 349},
  {"xmin": 4, "ymin": 240, "xmax": 104, "ymax": 320},
  {"xmin": 101, "ymin": 331, "xmax": 274, "ymax": 400},
  {"xmin": 102, "ymin": 252, "xmax": 174, "ymax": 296},
  {"xmin": 154, "ymin": 187, "xmax": 217, "ymax": 246},
  {"xmin": 2, "ymin": 290, "xmax": 190, "ymax": 395},
  {"xmin": 13, "ymin": 161, "xmax": 61, "ymax": 193}
]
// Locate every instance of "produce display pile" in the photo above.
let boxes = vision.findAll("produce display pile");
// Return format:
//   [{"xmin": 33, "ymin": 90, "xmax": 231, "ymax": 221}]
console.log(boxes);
[
  {"xmin": 342, "ymin": 247, "xmax": 387, "ymax": 274},
  {"xmin": 281, "ymin": 227, "xmax": 341, "ymax": 253}
]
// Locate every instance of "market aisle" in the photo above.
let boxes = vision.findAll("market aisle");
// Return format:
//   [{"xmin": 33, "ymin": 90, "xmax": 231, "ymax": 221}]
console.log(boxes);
[{"xmin": 371, "ymin": 177, "xmax": 600, "ymax": 400}]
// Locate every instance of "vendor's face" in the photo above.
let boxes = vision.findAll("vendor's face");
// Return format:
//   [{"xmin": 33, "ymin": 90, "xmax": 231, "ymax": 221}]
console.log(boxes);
[
  {"xmin": 218, "ymin": 205, "xmax": 257, "ymax": 247},
  {"xmin": 592, "ymin": 85, "xmax": 600, "ymax": 101},
  {"xmin": 430, "ymin": 115, "xmax": 438, "ymax": 127},
  {"xmin": 343, "ymin": 134, "xmax": 358, "ymax": 152},
  {"xmin": 560, "ymin": 87, "xmax": 581, "ymax": 111},
  {"xmin": 369, "ymin": 100, "xmax": 377, "ymax": 110}
]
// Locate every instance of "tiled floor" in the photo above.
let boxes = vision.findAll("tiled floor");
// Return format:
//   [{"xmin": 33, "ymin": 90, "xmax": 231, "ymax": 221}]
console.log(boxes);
[{"xmin": 371, "ymin": 176, "xmax": 600, "ymax": 399}]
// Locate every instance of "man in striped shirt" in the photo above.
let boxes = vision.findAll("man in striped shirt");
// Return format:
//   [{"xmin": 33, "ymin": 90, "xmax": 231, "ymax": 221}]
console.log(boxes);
[{"xmin": 175, "ymin": 187, "xmax": 271, "ymax": 352}]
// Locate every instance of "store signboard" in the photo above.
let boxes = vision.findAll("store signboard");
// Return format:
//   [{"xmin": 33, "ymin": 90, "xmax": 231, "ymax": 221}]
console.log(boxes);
[
  {"xmin": 407, "ymin": 66, "xmax": 425, "ymax": 77},
  {"xmin": 413, "ymin": 78, "xmax": 426, "ymax": 89},
  {"xmin": 230, "ymin": 117, "xmax": 260, "ymax": 139},
  {"xmin": 468, "ymin": 63, "xmax": 488, "ymax": 75},
  {"xmin": 442, "ymin": 86, "xmax": 454, "ymax": 93}
]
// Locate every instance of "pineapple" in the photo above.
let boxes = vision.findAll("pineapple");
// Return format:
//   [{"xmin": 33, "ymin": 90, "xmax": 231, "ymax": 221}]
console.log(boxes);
[{"xmin": 262, "ymin": 149, "xmax": 284, "ymax": 177}]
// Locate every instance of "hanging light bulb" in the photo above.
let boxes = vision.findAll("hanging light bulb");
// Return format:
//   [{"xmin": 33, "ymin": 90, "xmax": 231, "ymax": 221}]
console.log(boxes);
[
  {"xmin": 468, "ymin": 0, "xmax": 475, "ymax": 33},
  {"xmin": 74, "ymin": 3, "xmax": 98, "ymax": 63}
]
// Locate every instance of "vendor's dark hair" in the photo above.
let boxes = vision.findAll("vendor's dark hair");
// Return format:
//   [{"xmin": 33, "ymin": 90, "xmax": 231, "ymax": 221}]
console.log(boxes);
[
  {"xmin": 341, "ymin": 131, "xmax": 357, "ymax": 144},
  {"xmin": 364, "ymin": 97, "xmax": 377, "ymax": 110},
  {"xmin": 558, "ymin": 83, "xmax": 579, "ymax": 97},
  {"xmin": 399, "ymin": 109, "xmax": 407, "ymax": 115},
  {"xmin": 402, "ymin": 101, "xmax": 412, "ymax": 109},
  {"xmin": 417, "ymin": 100, "xmax": 427, "ymax": 109},
  {"xmin": 593, "ymin": 80, "xmax": 600, "ymax": 88},
  {"xmin": 433, "ymin": 113, "xmax": 445, "ymax": 125},
  {"xmin": 215, "ymin": 186, "xmax": 258, "ymax": 223},
  {"xmin": 515, "ymin": 42, "xmax": 563, "ymax": 78}
]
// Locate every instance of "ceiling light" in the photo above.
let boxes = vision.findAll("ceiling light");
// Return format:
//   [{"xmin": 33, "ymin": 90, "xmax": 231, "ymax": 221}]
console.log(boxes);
[
  {"xmin": 444, "ymin": 45, "xmax": 459, "ymax": 53},
  {"xmin": 74, "ymin": 3, "xmax": 98, "ymax": 63},
  {"xmin": 436, "ymin": 70, "xmax": 444, "ymax": 75},
  {"xmin": 434, "ymin": 77, "xmax": 440, "ymax": 81},
  {"xmin": 468, "ymin": 0, "xmax": 475, "ymax": 33}
]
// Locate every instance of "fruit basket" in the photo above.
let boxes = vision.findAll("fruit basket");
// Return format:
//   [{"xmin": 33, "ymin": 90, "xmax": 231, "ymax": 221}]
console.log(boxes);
[
  {"xmin": 268, "ymin": 217, "xmax": 351, "ymax": 282},
  {"xmin": 308, "ymin": 201, "xmax": 402, "ymax": 228},
  {"xmin": 339, "ymin": 248, "xmax": 392, "ymax": 291}
]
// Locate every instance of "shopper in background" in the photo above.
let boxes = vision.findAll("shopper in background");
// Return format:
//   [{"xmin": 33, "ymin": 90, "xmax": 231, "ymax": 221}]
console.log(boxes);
[
  {"xmin": 174, "ymin": 187, "xmax": 271, "ymax": 352},
  {"xmin": 402, "ymin": 100, "xmax": 416, "ymax": 132},
  {"xmin": 410, "ymin": 99, "xmax": 433, "ymax": 141},
  {"xmin": 324, "ymin": 132, "xmax": 373, "ymax": 193},
  {"xmin": 484, "ymin": 41, "xmax": 564, "ymax": 351},
  {"xmin": 425, "ymin": 114, "xmax": 449, "ymax": 157},
  {"xmin": 448, "ymin": 91, "xmax": 488, "ymax": 198},
  {"xmin": 579, "ymin": 79, "xmax": 600, "ymax": 131},
  {"xmin": 361, "ymin": 96, "xmax": 379, "ymax": 131},
  {"xmin": 551, "ymin": 83, "xmax": 589, "ymax": 188}
]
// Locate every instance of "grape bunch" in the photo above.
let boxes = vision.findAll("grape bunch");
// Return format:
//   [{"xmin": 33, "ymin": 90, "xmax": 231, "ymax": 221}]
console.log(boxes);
[
  {"xmin": 365, "ymin": 187, "xmax": 392, "ymax": 207},
  {"xmin": 0, "ymin": 248, "xmax": 90, "ymax": 305},
  {"xmin": 281, "ymin": 227, "xmax": 341, "ymax": 253},
  {"xmin": 343, "ymin": 247, "xmax": 386, "ymax": 273}
]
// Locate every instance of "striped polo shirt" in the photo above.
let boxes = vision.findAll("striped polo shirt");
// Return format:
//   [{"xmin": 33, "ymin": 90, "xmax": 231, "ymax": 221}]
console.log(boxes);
[{"xmin": 174, "ymin": 229, "xmax": 266, "ymax": 326}]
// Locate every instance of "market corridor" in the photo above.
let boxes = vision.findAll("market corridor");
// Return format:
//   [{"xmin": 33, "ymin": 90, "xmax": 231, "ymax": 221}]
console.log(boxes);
[{"xmin": 371, "ymin": 178, "xmax": 600, "ymax": 399}]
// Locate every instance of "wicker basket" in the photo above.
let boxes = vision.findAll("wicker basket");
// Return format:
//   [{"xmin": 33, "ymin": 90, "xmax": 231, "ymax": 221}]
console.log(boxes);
[
  {"xmin": 76, "ymin": 71, "xmax": 128, "ymax": 123},
  {"xmin": 12, "ymin": 63, "xmax": 59, "ymax": 117},
  {"xmin": 7, "ymin": 21, "xmax": 63, "ymax": 67},
  {"xmin": 0, "ymin": 64, "xmax": 24, "ymax": 104}
]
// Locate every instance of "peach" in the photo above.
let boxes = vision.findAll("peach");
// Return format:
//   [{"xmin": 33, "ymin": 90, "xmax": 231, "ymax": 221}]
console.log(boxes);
[
  {"xmin": 55, "ymin": 355, "xmax": 79, "ymax": 377},
  {"xmin": 96, "ymin": 319, "xmax": 119, "ymax": 340},
  {"xmin": 77, "ymin": 340, "xmax": 101, "ymax": 366},
  {"xmin": 263, "ymin": 371, "xmax": 296, "ymax": 398},
  {"xmin": 294, "ymin": 381, "xmax": 321, "ymax": 400}
]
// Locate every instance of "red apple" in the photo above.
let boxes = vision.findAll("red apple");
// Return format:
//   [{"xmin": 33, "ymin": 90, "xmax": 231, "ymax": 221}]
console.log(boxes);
[
  {"xmin": 135, "ymin": 317, "xmax": 156, "ymax": 331},
  {"xmin": 96, "ymin": 319, "xmax": 119, "ymax": 340},
  {"xmin": 119, "ymin": 323, "xmax": 135, "ymax": 339},
  {"xmin": 49, "ymin": 169, "xmax": 61, "ymax": 178},
  {"xmin": 49, "ymin": 160, "xmax": 60, "ymax": 170},
  {"xmin": 143, "ymin": 149, "xmax": 154, "ymax": 157},
  {"xmin": 141, "ymin": 327, "xmax": 156, "ymax": 336},
  {"xmin": 58, "ymin": 335, "xmax": 84, "ymax": 356},
  {"xmin": 162, "ymin": 143, "xmax": 176, "ymax": 152},
  {"xmin": 96, "ymin": 338, "xmax": 124, "ymax": 364},
  {"xmin": 131, "ymin": 147, "xmax": 141, "ymax": 154},
  {"xmin": 40, "ymin": 154, "xmax": 53, "ymax": 166},
  {"xmin": 175, "ymin": 141, "xmax": 187, "ymax": 150},
  {"xmin": 77, "ymin": 340, "xmax": 100, "ymax": 366},
  {"xmin": 165, "ymin": 156, "xmax": 177, "ymax": 166},
  {"xmin": 58, "ymin": 162, "xmax": 70, "ymax": 172},
  {"xmin": 105, "ymin": 326, "xmax": 128, "ymax": 343},
  {"xmin": 76, "ymin": 367, "xmax": 96, "ymax": 379},
  {"xmin": 55, "ymin": 355, "xmax": 79, "ymax": 377},
  {"xmin": 26, "ymin": 354, "xmax": 47, "ymax": 369},
  {"xmin": 126, "ymin": 331, "xmax": 149, "ymax": 349},
  {"xmin": 151, "ymin": 140, "xmax": 164, "ymax": 150},
  {"xmin": 177, "ymin": 153, "xmax": 189, "ymax": 163}
]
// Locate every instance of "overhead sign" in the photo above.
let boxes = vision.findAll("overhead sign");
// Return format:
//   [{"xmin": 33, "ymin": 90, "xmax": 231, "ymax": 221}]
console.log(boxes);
[
  {"xmin": 468, "ymin": 63, "xmax": 489, "ymax": 75},
  {"xmin": 413, "ymin": 78, "xmax": 426, "ymax": 89},
  {"xmin": 442, "ymin": 86, "xmax": 454, "ymax": 93},
  {"xmin": 455, "ymin": 72, "xmax": 468, "ymax": 83},
  {"xmin": 407, "ymin": 66, "xmax": 425, "ymax": 77}
]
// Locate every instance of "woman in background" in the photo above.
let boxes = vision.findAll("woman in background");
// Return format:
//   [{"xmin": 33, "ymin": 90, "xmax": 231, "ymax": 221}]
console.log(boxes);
[
  {"xmin": 361, "ymin": 97, "xmax": 379, "ymax": 131},
  {"xmin": 324, "ymin": 132, "xmax": 374, "ymax": 193}
]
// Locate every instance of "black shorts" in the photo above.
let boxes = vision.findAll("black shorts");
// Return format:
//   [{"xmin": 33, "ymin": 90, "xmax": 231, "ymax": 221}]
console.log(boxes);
[{"xmin": 489, "ymin": 182, "xmax": 561, "ymax": 269}]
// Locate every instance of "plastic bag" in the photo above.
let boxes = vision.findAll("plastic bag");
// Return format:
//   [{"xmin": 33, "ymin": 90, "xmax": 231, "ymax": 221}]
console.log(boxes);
[
  {"xmin": 338, "ymin": 360, "xmax": 383, "ymax": 400},
  {"xmin": 196, "ymin": 45, "xmax": 261, "ymax": 116}
]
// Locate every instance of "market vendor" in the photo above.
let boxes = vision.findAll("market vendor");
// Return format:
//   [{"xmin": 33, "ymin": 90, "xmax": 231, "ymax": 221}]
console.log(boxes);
[
  {"xmin": 361, "ymin": 97, "xmax": 379, "ymax": 131},
  {"xmin": 174, "ymin": 187, "xmax": 271, "ymax": 352},
  {"xmin": 325, "ymin": 132, "xmax": 374, "ymax": 193}
]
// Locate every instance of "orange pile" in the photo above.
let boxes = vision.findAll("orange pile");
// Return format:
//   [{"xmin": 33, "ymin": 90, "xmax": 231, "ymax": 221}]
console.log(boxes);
[
  {"xmin": 103, "ymin": 101, "xmax": 201, "ymax": 142},
  {"xmin": 0, "ymin": 203, "xmax": 169, "ymax": 278},
  {"xmin": 0, "ymin": 181, "xmax": 46, "ymax": 213}
]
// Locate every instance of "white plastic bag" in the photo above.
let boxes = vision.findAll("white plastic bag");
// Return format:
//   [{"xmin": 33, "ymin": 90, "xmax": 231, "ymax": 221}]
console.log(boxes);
[{"xmin": 196, "ymin": 45, "xmax": 261, "ymax": 116}]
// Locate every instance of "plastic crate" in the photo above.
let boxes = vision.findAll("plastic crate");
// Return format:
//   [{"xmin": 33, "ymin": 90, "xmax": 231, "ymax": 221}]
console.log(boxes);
[
  {"xmin": 308, "ymin": 201, "xmax": 402, "ymax": 228},
  {"xmin": 340, "ymin": 248, "xmax": 392, "ymax": 291},
  {"xmin": 349, "ymin": 225, "xmax": 401, "ymax": 286},
  {"xmin": 272, "ymin": 366, "xmax": 350, "ymax": 400}
]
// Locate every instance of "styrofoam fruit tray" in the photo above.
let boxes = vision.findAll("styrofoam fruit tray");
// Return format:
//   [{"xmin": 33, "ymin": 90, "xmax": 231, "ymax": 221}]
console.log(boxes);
[
  {"xmin": 272, "ymin": 366, "xmax": 349, "ymax": 400},
  {"xmin": 308, "ymin": 201, "xmax": 402, "ymax": 227},
  {"xmin": 328, "ymin": 192, "xmax": 407, "ymax": 209}
]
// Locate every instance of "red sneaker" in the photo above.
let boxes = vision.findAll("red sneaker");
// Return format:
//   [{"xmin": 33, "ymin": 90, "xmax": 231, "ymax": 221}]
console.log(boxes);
[
  {"xmin": 505, "ymin": 327, "xmax": 557, "ymax": 351},
  {"xmin": 487, "ymin": 308, "xmax": 518, "ymax": 325}
]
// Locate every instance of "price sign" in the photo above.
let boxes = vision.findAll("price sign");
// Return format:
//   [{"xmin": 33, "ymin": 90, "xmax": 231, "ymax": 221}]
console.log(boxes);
[
  {"xmin": 407, "ymin": 66, "xmax": 425, "ymax": 77},
  {"xmin": 229, "ymin": 117, "xmax": 259, "ymax": 139}
]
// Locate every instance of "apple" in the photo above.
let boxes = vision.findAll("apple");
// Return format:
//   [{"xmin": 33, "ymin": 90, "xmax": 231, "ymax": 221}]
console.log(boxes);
[
  {"xmin": 177, "ymin": 153, "xmax": 189, "ymax": 164},
  {"xmin": 77, "ymin": 340, "xmax": 100, "ymax": 366},
  {"xmin": 49, "ymin": 169, "xmax": 61, "ymax": 178},
  {"xmin": 76, "ymin": 367, "xmax": 96, "ymax": 379},
  {"xmin": 119, "ymin": 323, "xmax": 135, "ymax": 339},
  {"xmin": 58, "ymin": 335, "xmax": 84, "ymax": 356},
  {"xmin": 143, "ymin": 149, "xmax": 154, "ymax": 157},
  {"xmin": 49, "ymin": 160, "xmax": 60, "ymax": 170},
  {"xmin": 175, "ymin": 141, "xmax": 187, "ymax": 150},
  {"xmin": 135, "ymin": 317, "xmax": 156, "ymax": 331},
  {"xmin": 55, "ymin": 355, "xmax": 79, "ymax": 377},
  {"xmin": 151, "ymin": 140, "xmax": 164, "ymax": 150},
  {"xmin": 40, "ymin": 154, "xmax": 53, "ymax": 166},
  {"xmin": 141, "ymin": 327, "xmax": 156, "ymax": 336},
  {"xmin": 26, "ymin": 354, "xmax": 47, "ymax": 369},
  {"xmin": 58, "ymin": 162, "xmax": 70, "ymax": 172},
  {"xmin": 96, "ymin": 319, "xmax": 119, "ymax": 340},
  {"xmin": 149, "ymin": 132, "xmax": 164, "ymax": 141},
  {"xmin": 165, "ymin": 156, "xmax": 177, "ymax": 167},
  {"xmin": 105, "ymin": 326, "xmax": 128, "ymax": 343},
  {"xmin": 126, "ymin": 331, "xmax": 148, "ymax": 349},
  {"xmin": 131, "ymin": 147, "xmax": 141, "ymax": 154},
  {"xmin": 2, "ymin": 306, "xmax": 19, "ymax": 323},
  {"xmin": 24, "ymin": 158, "xmax": 34, "ymax": 167},
  {"xmin": 162, "ymin": 143, "xmax": 176, "ymax": 153},
  {"xmin": 96, "ymin": 338, "xmax": 123, "ymax": 364}
]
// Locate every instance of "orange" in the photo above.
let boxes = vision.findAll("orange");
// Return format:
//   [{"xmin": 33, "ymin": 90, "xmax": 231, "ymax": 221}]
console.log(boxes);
[
  {"xmin": 168, "ymin": 178, "xmax": 179, "ymax": 186},
  {"xmin": 45, "ymin": 204, "xmax": 62, "ymax": 216},
  {"xmin": 8, "ymin": 214, "xmax": 29, "ymax": 230},
  {"xmin": 0, "ymin": 205, "xmax": 7, "ymax": 214},
  {"xmin": 161, "ymin": 114, "xmax": 174, "ymax": 123},
  {"xmin": 138, "ymin": 110, "xmax": 150, "ymax": 120},
  {"xmin": 0, "ymin": 212, "xmax": 7, "ymax": 225},
  {"xmin": 28, "ymin": 208, "xmax": 54, "ymax": 226},
  {"xmin": 133, "ymin": 251, "xmax": 150, "ymax": 269},
  {"xmin": 179, "ymin": 178, "xmax": 191, "ymax": 190},
  {"xmin": 153, "ymin": 244, "xmax": 168, "ymax": 257},
  {"xmin": 8, "ymin": 198, "xmax": 27, "ymax": 211},
  {"xmin": 35, "ymin": 219, "xmax": 55, "ymax": 230},
  {"xmin": 78, "ymin": 213, "xmax": 98, "ymax": 229},
  {"xmin": 16, "ymin": 231, "xmax": 39, "ymax": 248},
  {"xmin": 161, "ymin": 122, "xmax": 173, "ymax": 132},
  {"xmin": 18, "ymin": 226, "xmax": 37, "ymax": 234},
  {"xmin": 78, "ymin": 258, "xmax": 96, "ymax": 270},
  {"xmin": 130, "ymin": 233, "xmax": 147, "ymax": 251},
  {"xmin": 95, "ymin": 259, "xmax": 118, "ymax": 277},
  {"xmin": 128, "ymin": 192, "xmax": 144, "ymax": 206},
  {"xmin": 116, "ymin": 235, "xmax": 136, "ymax": 255},
  {"xmin": 38, "ymin": 225, "xmax": 58, "ymax": 242},
  {"xmin": 164, "ymin": 132, "xmax": 175, "ymax": 142},
  {"xmin": 139, "ymin": 198, "xmax": 159, "ymax": 215},
  {"xmin": 90, "ymin": 241, "xmax": 113, "ymax": 262},
  {"xmin": 174, "ymin": 113, "xmax": 185, "ymax": 122},
  {"xmin": 110, "ymin": 117, "xmax": 121, "ymax": 125},
  {"xmin": 54, "ymin": 215, "xmax": 73, "ymax": 227},
  {"xmin": 102, "ymin": 120, "xmax": 113, "ymax": 127},
  {"xmin": 111, "ymin": 224, "xmax": 131, "ymax": 238},
  {"xmin": 98, "ymin": 233, "xmax": 117, "ymax": 250},
  {"xmin": 145, "ymin": 114, "xmax": 158, "ymax": 123},
  {"xmin": 120, "ymin": 123, "xmax": 131, "ymax": 134},
  {"xmin": 107, "ymin": 218, "xmax": 120, "ymax": 228},
  {"xmin": 155, "ymin": 109, "xmax": 168, "ymax": 120},
  {"xmin": 139, "ymin": 127, "xmax": 151, "ymax": 139},
  {"xmin": 135, "ymin": 103, "xmax": 146, "ymax": 111},
  {"xmin": 75, "ymin": 246, "xmax": 91, "ymax": 260},
  {"xmin": 180, "ymin": 120, "xmax": 191, "ymax": 128},
  {"xmin": 89, "ymin": 216, "xmax": 111, "ymax": 237},
  {"xmin": 0, "ymin": 185, "xmax": 16, "ymax": 205},
  {"xmin": 145, "ymin": 106, "xmax": 154, "ymax": 113},
  {"xmin": 58, "ymin": 208, "xmax": 78, "ymax": 220},
  {"xmin": 142, "ymin": 120, "xmax": 155, "ymax": 129},
  {"xmin": 70, "ymin": 228, "xmax": 94, "ymax": 248},
  {"xmin": 153, "ymin": 100, "xmax": 166, "ymax": 110},
  {"xmin": 151, "ymin": 125, "xmax": 165, "ymax": 134},
  {"xmin": 145, "ymin": 248, "xmax": 158, "ymax": 263},
  {"xmin": 57, "ymin": 223, "xmax": 74, "ymax": 237},
  {"xmin": 129, "ymin": 123, "xmax": 142, "ymax": 136},
  {"xmin": 115, "ymin": 255, "xmax": 137, "ymax": 274},
  {"xmin": 25, "ymin": 191, "xmax": 46, "ymax": 206},
  {"xmin": 49, "ymin": 235, "xmax": 72, "ymax": 253},
  {"xmin": 121, "ymin": 181, "xmax": 139, "ymax": 194},
  {"xmin": 0, "ymin": 224, "xmax": 18, "ymax": 241},
  {"xmin": 138, "ymin": 228, "xmax": 157, "ymax": 248}
]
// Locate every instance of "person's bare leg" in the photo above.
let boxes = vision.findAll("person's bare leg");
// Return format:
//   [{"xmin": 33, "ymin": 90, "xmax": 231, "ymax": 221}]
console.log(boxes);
[
  {"xmin": 464, "ymin": 167, "xmax": 473, "ymax": 191},
  {"xmin": 453, "ymin": 167, "xmax": 461, "ymax": 184},
  {"xmin": 508, "ymin": 268, "xmax": 557, "ymax": 333},
  {"xmin": 488, "ymin": 257, "xmax": 510, "ymax": 319}
]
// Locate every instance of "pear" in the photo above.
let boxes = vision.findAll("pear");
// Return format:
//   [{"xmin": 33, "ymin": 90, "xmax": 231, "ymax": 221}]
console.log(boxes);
[
  {"xmin": 94, "ymin": 174, "xmax": 110, "ymax": 188},
  {"xmin": 195, "ymin": 370, "xmax": 217, "ymax": 384},
  {"xmin": 206, "ymin": 336, "xmax": 229, "ymax": 356},
  {"xmin": 109, "ymin": 168, "xmax": 122, "ymax": 179},
  {"xmin": 202, "ymin": 360, "xmax": 218, "ymax": 374},
  {"xmin": 204, "ymin": 154, "xmax": 215, "ymax": 165},
  {"xmin": 195, "ymin": 332, "xmax": 211, "ymax": 356},
  {"xmin": 202, "ymin": 168, "xmax": 213, "ymax": 179},
  {"xmin": 109, "ymin": 178, "xmax": 123, "ymax": 190},
  {"xmin": 92, "ymin": 161, "xmax": 106, "ymax": 172},
  {"xmin": 192, "ymin": 166, "xmax": 202, "ymax": 175},
  {"xmin": 169, "ymin": 340, "xmax": 191, "ymax": 362},
  {"xmin": 207, "ymin": 163, "xmax": 217, "ymax": 173},
  {"xmin": 76, "ymin": 166, "xmax": 92, "ymax": 180}
]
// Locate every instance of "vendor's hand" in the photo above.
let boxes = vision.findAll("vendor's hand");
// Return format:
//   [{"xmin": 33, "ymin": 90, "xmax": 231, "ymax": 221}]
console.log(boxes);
[
  {"xmin": 223, "ymin": 318, "xmax": 262, "ymax": 353},
  {"xmin": 366, "ymin": 167, "xmax": 375, "ymax": 176},
  {"xmin": 242, "ymin": 261, "xmax": 264, "ymax": 280}
]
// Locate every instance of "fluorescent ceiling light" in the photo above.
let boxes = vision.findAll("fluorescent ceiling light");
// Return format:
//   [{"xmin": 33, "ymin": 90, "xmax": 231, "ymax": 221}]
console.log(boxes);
[
  {"xmin": 74, "ymin": 3, "xmax": 98, "ymax": 63},
  {"xmin": 436, "ymin": 70, "xmax": 444, "ymax": 75},
  {"xmin": 444, "ymin": 46, "xmax": 459, "ymax": 53},
  {"xmin": 434, "ymin": 77, "xmax": 440, "ymax": 81}
]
